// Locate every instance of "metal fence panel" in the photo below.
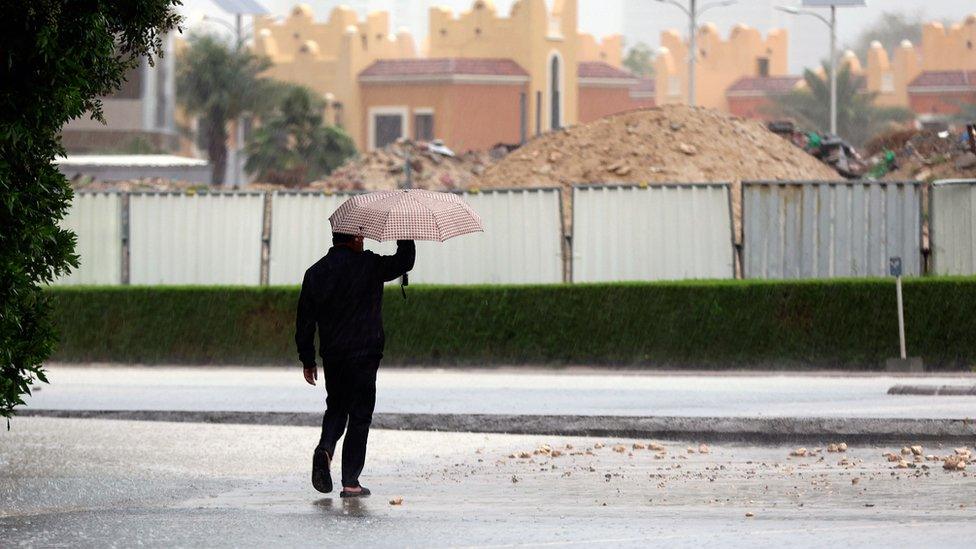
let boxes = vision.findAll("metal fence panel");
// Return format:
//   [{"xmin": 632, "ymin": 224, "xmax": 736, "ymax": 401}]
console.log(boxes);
[
  {"xmin": 412, "ymin": 188, "xmax": 563, "ymax": 284},
  {"xmin": 268, "ymin": 192, "xmax": 353, "ymax": 285},
  {"xmin": 743, "ymin": 181, "xmax": 921, "ymax": 279},
  {"xmin": 572, "ymin": 184, "xmax": 734, "ymax": 282},
  {"xmin": 269, "ymin": 189, "xmax": 563, "ymax": 285},
  {"xmin": 129, "ymin": 193, "xmax": 265, "ymax": 285},
  {"xmin": 54, "ymin": 192, "xmax": 122, "ymax": 285},
  {"xmin": 931, "ymin": 180, "xmax": 976, "ymax": 275}
]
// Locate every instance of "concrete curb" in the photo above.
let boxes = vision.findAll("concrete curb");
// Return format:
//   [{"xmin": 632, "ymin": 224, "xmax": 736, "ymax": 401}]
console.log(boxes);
[
  {"xmin": 19, "ymin": 409, "xmax": 976, "ymax": 443},
  {"xmin": 888, "ymin": 384, "xmax": 976, "ymax": 395}
]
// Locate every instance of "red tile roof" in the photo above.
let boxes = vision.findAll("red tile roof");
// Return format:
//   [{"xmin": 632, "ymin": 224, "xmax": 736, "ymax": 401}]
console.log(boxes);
[
  {"xmin": 726, "ymin": 76, "xmax": 803, "ymax": 97},
  {"xmin": 577, "ymin": 61, "xmax": 637, "ymax": 80},
  {"xmin": 908, "ymin": 70, "xmax": 976, "ymax": 90},
  {"xmin": 359, "ymin": 58, "xmax": 528, "ymax": 79}
]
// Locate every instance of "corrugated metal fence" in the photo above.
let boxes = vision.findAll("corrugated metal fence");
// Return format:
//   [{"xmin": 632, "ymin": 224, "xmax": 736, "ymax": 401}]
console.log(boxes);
[
  {"xmin": 56, "ymin": 192, "xmax": 122, "ymax": 285},
  {"xmin": 129, "ymin": 192, "xmax": 265, "ymax": 285},
  {"xmin": 268, "ymin": 188, "xmax": 563, "ymax": 285},
  {"xmin": 931, "ymin": 179, "xmax": 976, "ymax": 275},
  {"xmin": 742, "ymin": 181, "xmax": 922, "ymax": 279},
  {"xmin": 60, "ymin": 188, "xmax": 563, "ymax": 286},
  {"xmin": 573, "ymin": 184, "xmax": 735, "ymax": 282},
  {"xmin": 61, "ymin": 179, "xmax": 976, "ymax": 285}
]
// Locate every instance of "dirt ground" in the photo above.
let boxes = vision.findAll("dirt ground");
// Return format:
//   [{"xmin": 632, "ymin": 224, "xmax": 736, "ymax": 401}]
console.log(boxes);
[
  {"xmin": 476, "ymin": 105, "xmax": 839, "ymax": 237},
  {"xmin": 477, "ymin": 105, "xmax": 837, "ymax": 190}
]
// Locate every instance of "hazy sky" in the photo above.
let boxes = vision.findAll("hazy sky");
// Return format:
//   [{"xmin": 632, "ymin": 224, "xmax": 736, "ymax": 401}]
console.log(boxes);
[{"xmin": 185, "ymin": 0, "xmax": 975, "ymax": 73}]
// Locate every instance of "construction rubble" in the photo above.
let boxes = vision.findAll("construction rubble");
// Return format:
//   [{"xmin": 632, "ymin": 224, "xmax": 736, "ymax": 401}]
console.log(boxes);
[
  {"xmin": 867, "ymin": 126, "xmax": 976, "ymax": 181},
  {"xmin": 309, "ymin": 139, "xmax": 496, "ymax": 192}
]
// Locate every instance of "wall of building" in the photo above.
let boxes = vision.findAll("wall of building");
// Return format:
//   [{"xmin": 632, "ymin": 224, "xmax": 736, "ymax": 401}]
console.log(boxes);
[
  {"xmin": 865, "ymin": 40, "xmax": 920, "ymax": 109},
  {"xmin": 908, "ymin": 91, "xmax": 976, "ymax": 118},
  {"xmin": 865, "ymin": 13, "xmax": 976, "ymax": 110},
  {"xmin": 359, "ymin": 81, "xmax": 526, "ymax": 152},
  {"xmin": 727, "ymin": 96, "xmax": 772, "ymax": 120},
  {"xmin": 578, "ymin": 32, "xmax": 622, "ymax": 67},
  {"xmin": 654, "ymin": 24, "xmax": 788, "ymax": 110},
  {"xmin": 253, "ymin": 4, "xmax": 418, "ymax": 149},
  {"xmin": 427, "ymin": 0, "xmax": 579, "ymax": 132},
  {"xmin": 578, "ymin": 85, "xmax": 639, "ymax": 124},
  {"xmin": 62, "ymin": 35, "xmax": 179, "ymax": 153}
]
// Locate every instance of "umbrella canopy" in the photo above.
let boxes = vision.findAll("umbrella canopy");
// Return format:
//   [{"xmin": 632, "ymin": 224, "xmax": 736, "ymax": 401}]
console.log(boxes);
[{"xmin": 329, "ymin": 189, "xmax": 484, "ymax": 242}]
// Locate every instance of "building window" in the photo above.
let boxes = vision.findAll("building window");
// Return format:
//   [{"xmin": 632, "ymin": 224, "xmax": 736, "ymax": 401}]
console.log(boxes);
[
  {"xmin": 550, "ymin": 54, "xmax": 561, "ymax": 130},
  {"xmin": 547, "ymin": 15, "xmax": 562, "ymax": 38},
  {"xmin": 668, "ymin": 76, "xmax": 681, "ymax": 97},
  {"xmin": 757, "ymin": 57, "xmax": 770, "ymax": 77},
  {"xmin": 881, "ymin": 73, "xmax": 895, "ymax": 93},
  {"xmin": 414, "ymin": 111, "xmax": 434, "ymax": 141},
  {"xmin": 369, "ymin": 107, "xmax": 408, "ymax": 150}
]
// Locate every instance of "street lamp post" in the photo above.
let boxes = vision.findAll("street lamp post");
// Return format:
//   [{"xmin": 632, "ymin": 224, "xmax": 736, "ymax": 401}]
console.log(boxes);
[
  {"xmin": 655, "ymin": 0, "xmax": 737, "ymax": 107},
  {"xmin": 828, "ymin": 4, "xmax": 837, "ymax": 136},
  {"xmin": 775, "ymin": 4, "xmax": 838, "ymax": 135}
]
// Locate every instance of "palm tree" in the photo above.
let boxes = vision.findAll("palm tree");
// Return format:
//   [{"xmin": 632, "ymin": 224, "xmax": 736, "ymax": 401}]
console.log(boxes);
[
  {"xmin": 244, "ymin": 86, "xmax": 356, "ymax": 185},
  {"xmin": 176, "ymin": 33, "xmax": 276, "ymax": 185},
  {"xmin": 771, "ymin": 63, "xmax": 913, "ymax": 147}
]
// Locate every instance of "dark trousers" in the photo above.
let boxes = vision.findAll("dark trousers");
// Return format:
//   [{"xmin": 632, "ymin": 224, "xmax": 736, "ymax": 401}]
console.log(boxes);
[{"xmin": 316, "ymin": 357, "xmax": 379, "ymax": 487}]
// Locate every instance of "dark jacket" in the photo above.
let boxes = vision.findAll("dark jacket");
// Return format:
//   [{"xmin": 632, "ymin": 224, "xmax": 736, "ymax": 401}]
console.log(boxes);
[{"xmin": 295, "ymin": 240, "xmax": 415, "ymax": 367}]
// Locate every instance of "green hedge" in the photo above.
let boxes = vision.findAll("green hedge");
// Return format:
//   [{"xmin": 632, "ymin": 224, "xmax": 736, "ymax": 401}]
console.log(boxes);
[{"xmin": 45, "ymin": 278, "xmax": 976, "ymax": 369}]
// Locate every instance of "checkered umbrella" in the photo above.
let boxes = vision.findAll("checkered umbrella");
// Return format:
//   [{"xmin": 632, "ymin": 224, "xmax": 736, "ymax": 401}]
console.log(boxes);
[{"xmin": 329, "ymin": 189, "xmax": 484, "ymax": 242}]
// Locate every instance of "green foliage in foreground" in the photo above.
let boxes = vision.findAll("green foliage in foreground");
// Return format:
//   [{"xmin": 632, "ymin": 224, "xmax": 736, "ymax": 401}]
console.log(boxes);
[
  {"xmin": 46, "ymin": 278, "xmax": 976, "ymax": 369},
  {"xmin": 0, "ymin": 0, "xmax": 181, "ymax": 420}
]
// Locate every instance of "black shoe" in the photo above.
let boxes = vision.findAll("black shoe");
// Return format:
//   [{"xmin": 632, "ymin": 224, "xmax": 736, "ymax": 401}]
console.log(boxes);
[
  {"xmin": 339, "ymin": 485, "xmax": 371, "ymax": 498},
  {"xmin": 312, "ymin": 448, "xmax": 333, "ymax": 494}
]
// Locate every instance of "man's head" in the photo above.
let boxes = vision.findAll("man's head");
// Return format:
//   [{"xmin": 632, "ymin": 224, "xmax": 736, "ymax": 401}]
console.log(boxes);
[{"xmin": 333, "ymin": 232, "xmax": 364, "ymax": 252}]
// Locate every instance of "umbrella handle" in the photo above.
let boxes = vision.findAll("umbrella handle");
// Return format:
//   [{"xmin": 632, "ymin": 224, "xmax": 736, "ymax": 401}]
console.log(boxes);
[{"xmin": 400, "ymin": 272, "xmax": 408, "ymax": 299}]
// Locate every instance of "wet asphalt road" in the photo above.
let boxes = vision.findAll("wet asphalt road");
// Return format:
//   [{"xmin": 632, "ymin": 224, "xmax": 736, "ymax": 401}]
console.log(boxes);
[
  {"xmin": 2, "ymin": 417, "xmax": 975, "ymax": 547},
  {"xmin": 25, "ymin": 365, "xmax": 976, "ymax": 419}
]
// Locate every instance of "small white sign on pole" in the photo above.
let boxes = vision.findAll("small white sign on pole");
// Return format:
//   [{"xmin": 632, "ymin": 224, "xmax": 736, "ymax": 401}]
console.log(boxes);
[{"xmin": 889, "ymin": 256, "xmax": 907, "ymax": 360}]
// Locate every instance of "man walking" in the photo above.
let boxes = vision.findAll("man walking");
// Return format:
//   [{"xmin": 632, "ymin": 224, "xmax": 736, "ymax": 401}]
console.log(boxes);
[{"xmin": 296, "ymin": 233, "xmax": 415, "ymax": 498}]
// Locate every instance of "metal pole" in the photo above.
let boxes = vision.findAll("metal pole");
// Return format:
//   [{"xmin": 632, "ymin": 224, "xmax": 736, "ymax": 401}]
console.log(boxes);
[
  {"xmin": 896, "ymin": 275, "xmax": 907, "ymax": 360},
  {"xmin": 688, "ymin": 0, "xmax": 697, "ymax": 106},
  {"xmin": 829, "ymin": 5, "xmax": 837, "ymax": 135},
  {"xmin": 403, "ymin": 149, "xmax": 413, "ymax": 189},
  {"xmin": 235, "ymin": 13, "xmax": 244, "ymax": 187}
]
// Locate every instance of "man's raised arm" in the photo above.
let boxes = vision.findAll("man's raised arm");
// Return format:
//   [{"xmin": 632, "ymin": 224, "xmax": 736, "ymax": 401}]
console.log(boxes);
[{"xmin": 377, "ymin": 240, "xmax": 416, "ymax": 282}]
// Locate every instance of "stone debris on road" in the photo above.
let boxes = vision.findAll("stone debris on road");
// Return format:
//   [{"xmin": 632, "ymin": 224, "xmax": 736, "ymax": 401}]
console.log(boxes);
[
  {"xmin": 4, "ymin": 417, "xmax": 976, "ymax": 548},
  {"xmin": 495, "ymin": 439, "xmax": 975, "ymax": 486}
]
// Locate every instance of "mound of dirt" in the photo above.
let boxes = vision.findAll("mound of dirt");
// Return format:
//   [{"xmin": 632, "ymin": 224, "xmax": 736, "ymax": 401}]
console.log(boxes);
[
  {"xmin": 311, "ymin": 139, "xmax": 496, "ymax": 192},
  {"xmin": 475, "ymin": 105, "xmax": 838, "ymax": 190}
]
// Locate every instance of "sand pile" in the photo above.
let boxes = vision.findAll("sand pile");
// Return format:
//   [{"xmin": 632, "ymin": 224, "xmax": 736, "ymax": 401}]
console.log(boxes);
[
  {"xmin": 476, "ymin": 105, "xmax": 838, "ymax": 190},
  {"xmin": 311, "ymin": 139, "xmax": 497, "ymax": 192}
]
